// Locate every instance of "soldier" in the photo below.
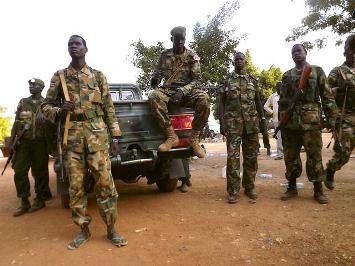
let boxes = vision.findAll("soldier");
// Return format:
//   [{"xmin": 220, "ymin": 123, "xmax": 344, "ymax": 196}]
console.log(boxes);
[
  {"xmin": 149, "ymin": 26, "xmax": 210, "ymax": 158},
  {"xmin": 218, "ymin": 52, "xmax": 266, "ymax": 204},
  {"xmin": 279, "ymin": 44, "xmax": 338, "ymax": 204},
  {"xmin": 41, "ymin": 35, "xmax": 127, "ymax": 250},
  {"xmin": 324, "ymin": 34, "xmax": 355, "ymax": 190},
  {"xmin": 258, "ymin": 92, "xmax": 271, "ymax": 156},
  {"xmin": 10, "ymin": 78, "xmax": 52, "ymax": 216}
]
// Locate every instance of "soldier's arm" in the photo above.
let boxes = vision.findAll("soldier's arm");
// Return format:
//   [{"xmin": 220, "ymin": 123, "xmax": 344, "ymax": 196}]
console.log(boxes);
[
  {"xmin": 218, "ymin": 83, "xmax": 227, "ymax": 135},
  {"xmin": 179, "ymin": 54, "xmax": 202, "ymax": 95},
  {"xmin": 41, "ymin": 71, "xmax": 63, "ymax": 124},
  {"xmin": 97, "ymin": 71, "xmax": 122, "ymax": 138},
  {"xmin": 318, "ymin": 67, "xmax": 338, "ymax": 128},
  {"xmin": 328, "ymin": 67, "xmax": 340, "ymax": 96},
  {"xmin": 151, "ymin": 54, "xmax": 163, "ymax": 87},
  {"xmin": 255, "ymin": 85, "xmax": 266, "ymax": 119}
]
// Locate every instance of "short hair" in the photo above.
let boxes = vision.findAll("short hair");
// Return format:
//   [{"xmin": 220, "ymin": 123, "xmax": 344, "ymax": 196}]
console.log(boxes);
[
  {"xmin": 233, "ymin": 52, "xmax": 245, "ymax": 61},
  {"xmin": 292, "ymin": 44, "xmax": 307, "ymax": 54},
  {"xmin": 69, "ymin": 35, "xmax": 87, "ymax": 48}
]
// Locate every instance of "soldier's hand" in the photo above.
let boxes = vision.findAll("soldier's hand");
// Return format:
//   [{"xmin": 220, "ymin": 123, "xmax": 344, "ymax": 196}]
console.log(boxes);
[
  {"xmin": 220, "ymin": 125, "xmax": 226, "ymax": 136},
  {"xmin": 171, "ymin": 90, "xmax": 184, "ymax": 104},
  {"xmin": 36, "ymin": 111, "xmax": 47, "ymax": 124},
  {"xmin": 62, "ymin": 101, "xmax": 75, "ymax": 112},
  {"xmin": 110, "ymin": 138, "xmax": 120, "ymax": 156}
]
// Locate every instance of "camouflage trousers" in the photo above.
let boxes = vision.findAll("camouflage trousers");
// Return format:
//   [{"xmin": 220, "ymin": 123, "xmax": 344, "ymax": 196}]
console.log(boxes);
[
  {"xmin": 226, "ymin": 132, "xmax": 259, "ymax": 195},
  {"xmin": 66, "ymin": 149, "xmax": 118, "ymax": 228},
  {"xmin": 282, "ymin": 129, "xmax": 324, "ymax": 182},
  {"xmin": 326, "ymin": 119, "xmax": 354, "ymax": 172},
  {"xmin": 12, "ymin": 138, "xmax": 51, "ymax": 200},
  {"xmin": 148, "ymin": 87, "xmax": 210, "ymax": 131}
]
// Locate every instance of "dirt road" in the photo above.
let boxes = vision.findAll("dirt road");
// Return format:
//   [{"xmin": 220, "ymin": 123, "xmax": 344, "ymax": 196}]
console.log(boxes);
[{"xmin": 0, "ymin": 133, "xmax": 354, "ymax": 266}]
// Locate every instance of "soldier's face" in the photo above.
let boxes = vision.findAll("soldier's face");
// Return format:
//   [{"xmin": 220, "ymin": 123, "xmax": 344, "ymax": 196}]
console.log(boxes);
[
  {"xmin": 29, "ymin": 84, "xmax": 43, "ymax": 95},
  {"xmin": 172, "ymin": 36, "xmax": 185, "ymax": 50},
  {"xmin": 292, "ymin": 45, "xmax": 307, "ymax": 64},
  {"xmin": 234, "ymin": 54, "xmax": 245, "ymax": 70},
  {"xmin": 68, "ymin": 36, "xmax": 87, "ymax": 59}
]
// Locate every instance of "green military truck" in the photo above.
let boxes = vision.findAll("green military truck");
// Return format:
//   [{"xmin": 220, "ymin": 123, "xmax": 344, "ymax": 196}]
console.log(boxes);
[{"xmin": 58, "ymin": 83, "xmax": 194, "ymax": 207}]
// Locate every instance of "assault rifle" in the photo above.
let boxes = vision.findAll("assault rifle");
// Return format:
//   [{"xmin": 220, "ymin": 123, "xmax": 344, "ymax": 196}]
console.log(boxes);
[
  {"xmin": 1, "ymin": 124, "xmax": 29, "ymax": 176},
  {"xmin": 55, "ymin": 120, "xmax": 65, "ymax": 183},
  {"xmin": 273, "ymin": 66, "xmax": 312, "ymax": 138}
]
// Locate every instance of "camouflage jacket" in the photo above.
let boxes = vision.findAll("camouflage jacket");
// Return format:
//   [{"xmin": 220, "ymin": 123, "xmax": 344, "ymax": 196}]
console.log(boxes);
[
  {"xmin": 220, "ymin": 70, "xmax": 263, "ymax": 135},
  {"xmin": 280, "ymin": 65, "xmax": 338, "ymax": 131},
  {"xmin": 14, "ymin": 96, "xmax": 46, "ymax": 139},
  {"xmin": 41, "ymin": 64, "xmax": 121, "ymax": 153},
  {"xmin": 152, "ymin": 48, "xmax": 202, "ymax": 95},
  {"xmin": 328, "ymin": 63, "xmax": 355, "ymax": 125}
]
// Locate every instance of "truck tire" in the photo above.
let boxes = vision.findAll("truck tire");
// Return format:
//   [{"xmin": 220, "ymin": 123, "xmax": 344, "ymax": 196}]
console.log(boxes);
[
  {"xmin": 156, "ymin": 177, "xmax": 178, "ymax": 192},
  {"xmin": 61, "ymin": 194, "xmax": 70, "ymax": 208}
]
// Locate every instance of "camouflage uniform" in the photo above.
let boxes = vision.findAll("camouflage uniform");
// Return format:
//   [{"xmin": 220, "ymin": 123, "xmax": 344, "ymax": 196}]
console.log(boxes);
[
  {"xmin": 41, "ymin": 64, "xmax": 121, "ymax": 227},
  {"xmin": 326, "ymin": 64, "xmax": 354, "ymax": 172},
  {"xmin": 219, "ymin": 69, "xmax": 263, "ymax": 195},
  {"xmin": 148, "ymin": 48, "xmax": 210, "ymax": 131},
  {"xmin": 279, "ymin": 65, "xmax": 338, "ymax": 182},
  {"xmin": 12, "ymin": 96, "xmax": 51, "ymax": 201}
]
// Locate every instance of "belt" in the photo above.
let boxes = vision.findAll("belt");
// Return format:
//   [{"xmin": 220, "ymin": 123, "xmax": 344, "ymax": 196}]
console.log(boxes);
[{"xmin": 70, "ymin": 113, "xmax": 88, "ymax": 121}]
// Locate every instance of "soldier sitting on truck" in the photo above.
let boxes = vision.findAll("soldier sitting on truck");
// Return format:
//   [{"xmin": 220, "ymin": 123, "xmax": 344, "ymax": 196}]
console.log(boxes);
[{"xmin": 148, "ymin": 26, "xmax": 210, "ymax": 158}]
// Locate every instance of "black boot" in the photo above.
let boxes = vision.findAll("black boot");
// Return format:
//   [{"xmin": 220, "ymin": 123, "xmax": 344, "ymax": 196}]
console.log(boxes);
[
  {"xmin": 67, "ymin": 225, "xmax": 91, "ymax": 250},
  {"xmin": 314, "ymin": 182, "xmax": 328, "ymax": 204},
  {"xmin": 324, "ymin": 169, "xmax": 335, "ymax": 190},
  {"xmin": 281, "ymin": 179, "xmax": 298, "ymax": 201},
  {"xmin": 107, "ymin": 226, "xmax": 128, "ymax": 247},
  {"xmin": 228, "ymin": 193, "xmax": 238, "ymax": 204},
  {"xmin": 28, "ymin": 198, "xmax": 45, "ymax": 213},
  {"xmin": 267, "ymin": 148, "xmax": 271, "ymax": 156},
  {"xmin": 244, "ymin": 189, "xmax": 258, "ymax": 199},
  {"xmin": 13, "ymin": 197, "xmax": 31, "ymax": 217}
]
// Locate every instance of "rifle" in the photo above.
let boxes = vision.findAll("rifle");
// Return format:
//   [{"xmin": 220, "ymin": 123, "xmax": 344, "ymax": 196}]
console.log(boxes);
[
  {"xmin": 1, "ymin": 124, "xmax": 29, "ymax": 176},
  {"xmin": 55, "ymin": 120, "xmax": 65, "ymax": 183},
  {"xmin": 273, "ymin": 66, "xmax": 312, "ymax": 138}
]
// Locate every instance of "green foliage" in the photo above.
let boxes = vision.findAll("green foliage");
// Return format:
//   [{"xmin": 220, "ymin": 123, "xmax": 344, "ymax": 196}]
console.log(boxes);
[
  {"xmin": 130, "ymin": 40, "xmax": 165, "ymax": 90},
  {"xmin": 286, "ymin": 0, "xmax": 355, "ymax": 49},
  {"xmin": 245, "ymin": 50, "xmax": 260, "ymax": 77},
  {"xmin": 0, "ymin": 106, "xmax": 11, "ymax": 143},
  {"xmin": 258, "ymin": 66, "xmax": 283, "ymax": 99},
  {"xmin": 190, "ymin": 1, "xmax": 240, "ymax": 86}
]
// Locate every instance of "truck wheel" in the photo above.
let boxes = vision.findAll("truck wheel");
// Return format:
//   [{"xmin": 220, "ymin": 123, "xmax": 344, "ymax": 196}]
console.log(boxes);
[
  {"xmin": 61, "ymin": 194, "xmax": 70, "ymax": 208},
  {"xmin": 156, "ymin": 177, "xmax": 178, "ymax": 192}
]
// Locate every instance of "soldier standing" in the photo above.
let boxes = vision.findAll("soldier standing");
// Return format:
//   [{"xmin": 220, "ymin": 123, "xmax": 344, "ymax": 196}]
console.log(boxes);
[
  {"xmin": 218, "ymin": 52, "xmax": 266, "ymax": 204},
  {"xmin": 149, "ymin": 26, "xmax": 210, "ymax": 158},
  {"xmin": 41, "ymin": 35, "xmax": 127, "ymax": 249},
  {"xmin": 258, "ymin": 92, "xmax": 271, "ymax": 156},
  {"xmin": 10, "ymin": 78, "xmax": 52, "ymax": 216},
  {"xmin": 279, "ymin": 44, "xmax": 338, "ymax": 204},
  {"xmin": 324, "ymin": 34, "xmax": 355, "ymax": 190}
]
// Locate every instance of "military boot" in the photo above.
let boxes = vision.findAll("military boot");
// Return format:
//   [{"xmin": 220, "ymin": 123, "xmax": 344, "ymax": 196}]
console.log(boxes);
[
  {"xmin": 228, "ymin": 193, "xmax": 238, "ymax": 204},
  {"xmin": 67, "ymin": 224, "xmax": 91, "ymax": 250},
  {"xmin": 28, "ymin": 198, "xmax": 45, "ymax": 213},
  {"xmin": 107, "ymin": 226, "xmax": 128, "ymax": 247},
  {"xmin": 244, "ymin": 189, "xmax": 258, "ymax": 199},
  {"xmin": 13, "ymin": 197, "xmax": 31, "ymax": 217},
  {"xmin": 267, "ymin": 148, "xmax": 271, "ymax": 156},
  {"xmin": 280, "ymin": 179, "xmax": 298, "ymax": 201},
  {"xmin": 158, "ymin": 126, "xmax": 179, "ymax": 152},
  {"xmin": 313, "ymin": 182, "xmax": 328, "ymax": 204},
  {"xmin": 188, "ymin": 130, "xmax": 206, "ymax": 158},
  {"xmin": 324, "ymin": 169, "xmax": 335, "ymax": 190}
]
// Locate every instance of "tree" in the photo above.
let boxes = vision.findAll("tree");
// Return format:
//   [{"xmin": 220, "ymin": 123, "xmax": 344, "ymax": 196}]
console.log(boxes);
[
  {"xmin": 258, "ymin": 66, "xmax": 283, "ymax": 99},
  {"xmin": 0, "ymin": 106, "xmax": 11, "ymax": 143},
  {"xmin": 286, "ymin": 0, "xmax": 355, "ymax": 49},
  {"xmin": 130, "ymin": 40, "xmax": 165, "ymax": 90}
]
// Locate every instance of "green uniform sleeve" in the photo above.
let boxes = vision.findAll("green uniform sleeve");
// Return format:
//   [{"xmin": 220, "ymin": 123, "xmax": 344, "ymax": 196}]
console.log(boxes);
[
  {"xmin": 97, "ymin": 71, "xmax": 122, "ymax": 137},
  {"xmin": 41, "ymin": 71, "xmax": 62, "ymax": 124},
  {"xmin": 318, "ymin": 67, "xmax": 338, "ymax": 127}
]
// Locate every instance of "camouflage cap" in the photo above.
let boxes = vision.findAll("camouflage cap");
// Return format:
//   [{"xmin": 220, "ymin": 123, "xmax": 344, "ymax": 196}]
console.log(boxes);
[
  {"xmin": 28, "ymin": 78, "xmax": 45, "ymax": 89},
  {"xmin": 170, "ymin": 26, "xmax": 186, "ymax": 38}
]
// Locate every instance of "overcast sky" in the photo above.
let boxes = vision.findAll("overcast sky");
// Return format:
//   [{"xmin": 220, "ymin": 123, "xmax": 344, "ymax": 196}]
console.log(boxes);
[{"xmin": 0, "ymin": 0, "xmax": 346, "ymax": 117}]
